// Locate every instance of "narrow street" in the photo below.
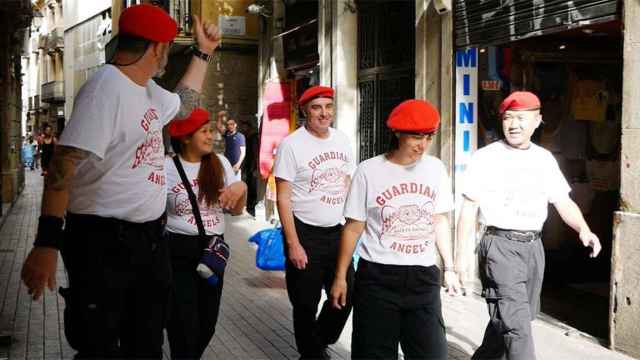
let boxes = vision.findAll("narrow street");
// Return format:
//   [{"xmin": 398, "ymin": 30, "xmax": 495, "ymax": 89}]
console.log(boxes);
[{"xmin": 0, "ymin": 171, "xmax": 635, "ymax": 360}]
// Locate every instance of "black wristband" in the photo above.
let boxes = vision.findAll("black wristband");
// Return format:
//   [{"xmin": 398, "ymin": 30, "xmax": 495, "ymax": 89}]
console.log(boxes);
[
  {"xmin": 191, "ymin": 46, "xmax": 213, "ymax": 63},
  {"xmin": 34, "ymin": 215, "xmax": 64, "ymax": 249}
]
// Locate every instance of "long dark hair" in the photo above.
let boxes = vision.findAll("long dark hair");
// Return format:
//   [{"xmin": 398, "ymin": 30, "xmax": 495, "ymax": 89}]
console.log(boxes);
[{"xmin": 170, "ymin": 136, "xmax": 225, "ymax": 207}]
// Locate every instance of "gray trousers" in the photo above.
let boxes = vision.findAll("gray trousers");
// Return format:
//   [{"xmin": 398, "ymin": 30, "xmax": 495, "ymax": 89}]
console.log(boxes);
[{"xmin": 472, "ymin": 230, "xmax": 545, "ymax": 360}]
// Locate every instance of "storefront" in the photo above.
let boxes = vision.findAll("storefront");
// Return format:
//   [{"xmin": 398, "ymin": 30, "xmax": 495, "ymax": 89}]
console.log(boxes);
[{"xmin": 453, "ymin": 0, "xmax": 623, "ymax": 347}]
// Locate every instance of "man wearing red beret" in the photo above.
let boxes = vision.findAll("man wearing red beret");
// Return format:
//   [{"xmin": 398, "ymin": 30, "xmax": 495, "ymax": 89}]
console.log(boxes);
[
  {"xmin": 456, "ymin": 91, "xmax": 602, "ymax": 360},
  {"xmin": 21, "ymin": 4, "xmax": 222, "ymax": 358},
  {"xmin": 274, "ymin": 86, "xmax": 356, "ymax": 359}
]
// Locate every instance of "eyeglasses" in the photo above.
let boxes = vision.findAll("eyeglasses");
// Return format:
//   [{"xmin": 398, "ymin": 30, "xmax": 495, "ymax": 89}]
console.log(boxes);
[{"xmin": 396, "ymin": 131, "xmax": 436, "ymax": 140}]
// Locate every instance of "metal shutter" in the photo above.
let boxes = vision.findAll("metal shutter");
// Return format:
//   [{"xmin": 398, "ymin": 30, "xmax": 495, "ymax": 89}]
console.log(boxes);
[{"xmin": 455, "ymin": 0, "xmax": 620, "ymax": 48}]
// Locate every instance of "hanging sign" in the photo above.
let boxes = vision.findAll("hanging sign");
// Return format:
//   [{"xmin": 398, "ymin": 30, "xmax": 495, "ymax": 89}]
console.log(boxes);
[{"xmin": 454, "ymin": 48, "xmax": 478, "ymax": 209}]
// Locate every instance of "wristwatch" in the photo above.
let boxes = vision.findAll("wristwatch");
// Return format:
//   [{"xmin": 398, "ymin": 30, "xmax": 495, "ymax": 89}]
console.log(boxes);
[{"xmin": 191, "ymin": 46, "xmax": 213, "ymax": 63}]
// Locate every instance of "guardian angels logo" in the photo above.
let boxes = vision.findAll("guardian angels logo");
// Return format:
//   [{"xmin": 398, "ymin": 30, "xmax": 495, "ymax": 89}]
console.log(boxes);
[
  {"xmin": 132, "ymin": 129, "xmax": 163, "ymax": 171},
  {"xmin": 170, "ymin": 191, "xmax": 223, "ymax": 229},
  {"xmin": 306, "ymin": 151, "xmax": 351, "ymax": 205},
  {"xmin": 132, "ymin": 108, "xmax": 165, "ymax": 185},
  {"xmin": 172, "ymin": 193, "xmax": 219, "ymax": 217},
  {"xmin": 381, "ymin": 202, "xmax": 435, "ymax": 242},
  {"xmin": 376, "ymin": 182, "xmax": 438, "ymax": 255},
  {"xmin": 309, "ymin": 164, "xmax": 350, "ymax": 195}
]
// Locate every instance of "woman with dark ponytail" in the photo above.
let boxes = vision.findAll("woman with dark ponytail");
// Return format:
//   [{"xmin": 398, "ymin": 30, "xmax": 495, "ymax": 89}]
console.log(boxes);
[{"xmin": 164, "ymin": 108, "xmax": 246, "ymax": 359}]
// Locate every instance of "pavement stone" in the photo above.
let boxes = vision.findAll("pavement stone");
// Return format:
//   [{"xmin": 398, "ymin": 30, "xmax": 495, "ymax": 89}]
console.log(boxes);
[{"xmin": 0, "ymin": 171, "xmax": 636, "ymax": 359}]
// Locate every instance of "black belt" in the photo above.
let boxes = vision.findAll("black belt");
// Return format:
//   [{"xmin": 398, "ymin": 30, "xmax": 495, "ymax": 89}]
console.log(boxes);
[{"xmin": 485, "ymin": 226, "xmax": 540, "ymax": 243}]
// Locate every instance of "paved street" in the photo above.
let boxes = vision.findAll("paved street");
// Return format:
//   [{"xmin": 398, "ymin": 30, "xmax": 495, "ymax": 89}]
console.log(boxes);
[{"xmin": 0, "ymin": 171, "xmax": 636, "ymax": 360}]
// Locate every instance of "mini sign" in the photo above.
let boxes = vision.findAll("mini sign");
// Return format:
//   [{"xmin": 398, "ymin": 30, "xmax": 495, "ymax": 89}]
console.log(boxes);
[
  {"xmin": 219, "ymin": 16, "xmax": 246, "ymax": 36},
  {"xmin": 454, "ymin": 48, "xmax": 478, "ymax": 216}
]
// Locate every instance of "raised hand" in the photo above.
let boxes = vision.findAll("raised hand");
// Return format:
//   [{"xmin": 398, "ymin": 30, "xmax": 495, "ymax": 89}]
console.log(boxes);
[{"xmin": 192, "ymin": 15, "xmax": 222, "ymax": 54}]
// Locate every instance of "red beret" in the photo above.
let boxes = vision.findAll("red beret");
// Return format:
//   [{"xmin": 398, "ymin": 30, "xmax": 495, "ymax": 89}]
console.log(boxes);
[
  {"xmin": 499, "ymin": 91, "xmax": 541, "ymax": 114},
  {"xmin": 298, "ymin": 86, "xmax": 334, "ymax": 106},
  {"xmin": 168, "ymin": 108, "xmax": 210, "ymax": 137},
  {"xmin": 386, "ymin": 99, "xmax": 440, "ymax": 133},
  {"xmin": 119, "ymin": 4, "xmax": 178, "ymax": 43}
]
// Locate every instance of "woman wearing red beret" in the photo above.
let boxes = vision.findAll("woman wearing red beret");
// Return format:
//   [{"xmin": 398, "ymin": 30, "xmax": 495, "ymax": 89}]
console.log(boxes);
[
  {"xmin": 330, "ymin": 100, "xmax": 461, "ymax": 359},
  {"xmin": 164, "ymin": 108, "xmax": 246, "ymax": 359}
]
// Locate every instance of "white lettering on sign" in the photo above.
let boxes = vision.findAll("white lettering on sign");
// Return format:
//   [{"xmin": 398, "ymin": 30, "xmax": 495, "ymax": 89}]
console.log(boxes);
[{"xmin": 219, "ymin": 16, "xmax": 246, "ymax": 36}]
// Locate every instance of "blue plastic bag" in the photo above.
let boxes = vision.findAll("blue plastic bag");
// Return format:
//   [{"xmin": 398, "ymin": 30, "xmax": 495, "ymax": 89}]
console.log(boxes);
[{"xmin": 249, "ymin": 227, "xmax": 286, "ymax": 271}]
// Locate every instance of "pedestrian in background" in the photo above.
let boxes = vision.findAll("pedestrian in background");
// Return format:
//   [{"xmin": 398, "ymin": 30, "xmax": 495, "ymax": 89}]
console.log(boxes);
[
  {"xmin": 216, "ymin": 110, "xmax": 246, "ymax": 180},
  {"xmin": 20, "ymin": 4, "xmax": 222, "ymax": 358},
  {"xmin": 331, "ymin": 99, "xmax": 461, "ymax": 360},
  {"xmin": 243, "ymin": 126, "xmax": 260, "ymax": 216},
  {"xmin": 32, "ymin": 134, "xmax": 41, "ymax": 170},
  {"xmin": 39, "ymin": 124, "xmax": 57, "ymax": 176},
  {"xmin": 165, "ymin": 108, "xmax": 246, "ymax": 359},
  {"xmin": 21, "ymin": 136, "xmax": 35, "ymax": 170},
  {"xmin": 456, "ymin": 91, "xmax": 602, "ymax": 360},
  {"xmin": 275, "ymin": 86, "xmax": 356, "ymax": 360}
]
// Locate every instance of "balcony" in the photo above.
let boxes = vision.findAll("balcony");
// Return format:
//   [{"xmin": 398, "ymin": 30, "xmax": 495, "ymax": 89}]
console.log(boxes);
[
  {"xmin": 45, "ymin": 27, "xmax": 64, "ymax": 53},
  {"xmin": 37, "ymin": 34, "xmax": 47, "ymax": 50},
  {"xmin": 29, "ymin": 95, "xmax": 40, "ymax": 111},
  {"xmin": 41, "ymin": 81, "xmax": 64, "ymax": 103}
]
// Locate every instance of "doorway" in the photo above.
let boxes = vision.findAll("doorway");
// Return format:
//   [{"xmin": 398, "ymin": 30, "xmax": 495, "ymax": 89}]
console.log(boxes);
[{"xmin": 357, "ymin": 0, "xmax": 415, "ymax": 161}]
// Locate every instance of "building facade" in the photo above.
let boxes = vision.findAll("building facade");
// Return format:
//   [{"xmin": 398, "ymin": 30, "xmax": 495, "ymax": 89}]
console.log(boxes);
[
  {"xmin": 62, "ymin": 0, "xmax": 112, "ymax": 116},
  {"xmin": 23, "ymin": 0, "xmax": 65, "ymax": 142},
  {"xmin": 1, "ymin": 0, "xmax": 32, "ymax": 209}
]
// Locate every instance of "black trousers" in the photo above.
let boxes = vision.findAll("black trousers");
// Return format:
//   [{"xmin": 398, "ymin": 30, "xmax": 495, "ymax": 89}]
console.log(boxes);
[
  {"xmin": 165, "ymin": 232, "xmax": 224, "ymax": 360},
  {"xmin": 284, "ymin": 217, "xmax": 354, "ymax": 359},
  {"xmin": 59, "ymin": 213, "xmax": 171, "ymax": 359},
  {"xmin": 472, "ymin": 231, "xmax": 545, "ymax": 360},
  {"xmin": 351, "ymin": 259, "xmax": 447, "ymax": 360}
]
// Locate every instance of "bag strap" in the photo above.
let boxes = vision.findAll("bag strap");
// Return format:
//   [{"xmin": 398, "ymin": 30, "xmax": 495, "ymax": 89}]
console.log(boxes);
[{"xmin": 173, "ymin": 155, "xmax": 206, "ymax": 237}]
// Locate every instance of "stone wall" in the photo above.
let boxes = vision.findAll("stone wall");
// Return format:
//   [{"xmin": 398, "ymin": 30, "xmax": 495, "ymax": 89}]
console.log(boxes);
[
  {"xmin": 0, "ymin": 17, "xmax": 26, "ymax": 205},
  {"xmin": 609, "ymin": 0, "xmax": 640, "ymax": 357}
]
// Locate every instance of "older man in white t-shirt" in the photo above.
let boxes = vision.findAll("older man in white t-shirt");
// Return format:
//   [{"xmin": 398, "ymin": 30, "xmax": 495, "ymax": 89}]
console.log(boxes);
[
  {"xmin": 20, "ymin": 5, "xmax": 223, "ymax": 359},
  {"xmin": 456, "ymin": 91, "xmax": 602, "ymax": 360},
  {"xmin": 274, "ymin": 86, "xmax": 356, "ymax": 360}
]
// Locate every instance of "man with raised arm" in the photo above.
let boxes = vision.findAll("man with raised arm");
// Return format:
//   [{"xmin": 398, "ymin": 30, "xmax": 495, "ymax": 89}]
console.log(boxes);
[{"xmin": 20, "ymin": 4, "xmax": 222, "ymax": 358}]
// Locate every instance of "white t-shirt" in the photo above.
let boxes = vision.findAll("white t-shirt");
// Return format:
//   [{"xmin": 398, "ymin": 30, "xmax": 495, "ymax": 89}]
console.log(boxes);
[
  {"xmin": 165, "ymin": 155, "xmax": 236, "ymax": 236},
  {"xmin": 274, "ymin": 127, "xmax": 356, "ymax": 227},
  {"xmin": 59, "ymin": 65, "xmax": 180, "ymax": 222},
  {"xmin": 343, "ymin": 155, "xmax": 454, "ymax": 266},
  {"xmin": 463, "ymin": 141, "xmax": 571, "ymax": 231}
]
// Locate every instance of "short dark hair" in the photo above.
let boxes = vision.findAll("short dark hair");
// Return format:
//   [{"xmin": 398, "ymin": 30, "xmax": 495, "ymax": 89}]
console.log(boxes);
[
  {"xmin": 116, "ymin": 34, "xmax": 152, "ymax": 55},
  {"xmin": 387, "ymin": 132, "xmax": 399, "ymax": 153}
]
